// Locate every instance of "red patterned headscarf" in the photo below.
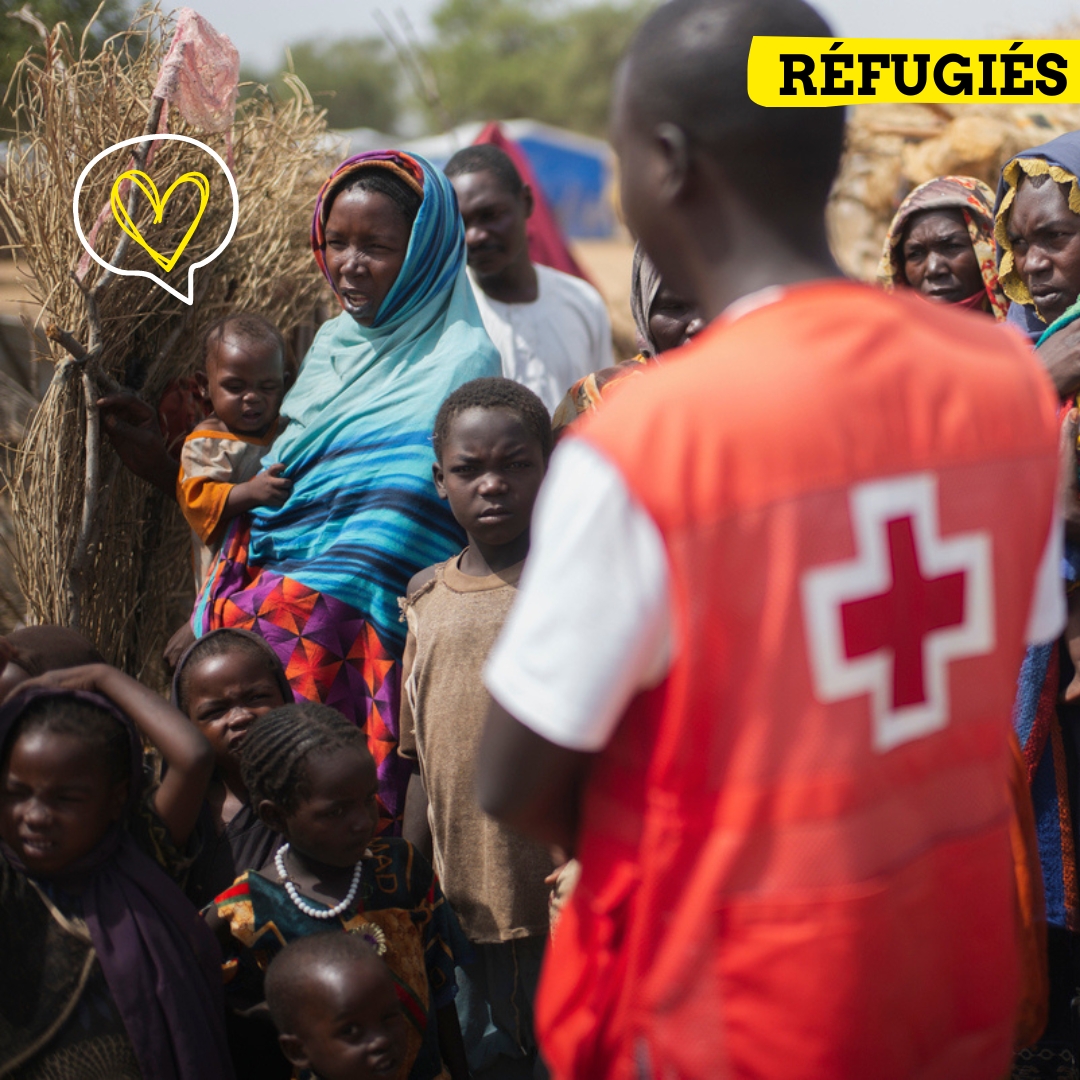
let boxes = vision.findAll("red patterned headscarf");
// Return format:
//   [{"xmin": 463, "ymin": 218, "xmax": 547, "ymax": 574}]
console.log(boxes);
[
  {"xmin": 310, "ymin": 150, "xmax": 426, "ymax": 305},
  {"xmin": 877, "ymin": 175, "xmax": 1009, "ymax": 322}
]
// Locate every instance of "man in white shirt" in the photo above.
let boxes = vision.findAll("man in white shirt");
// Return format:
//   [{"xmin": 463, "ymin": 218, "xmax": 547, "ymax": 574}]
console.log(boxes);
[{"xmin": 445, "ymin": 145, "xmax": 613, "ymax": 414}]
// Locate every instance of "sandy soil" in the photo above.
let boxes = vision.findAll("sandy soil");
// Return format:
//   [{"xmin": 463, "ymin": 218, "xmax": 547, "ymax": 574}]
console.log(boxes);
[{"xmin": 571, "ymin": 236, "xmax": 636, "ymax": 358}]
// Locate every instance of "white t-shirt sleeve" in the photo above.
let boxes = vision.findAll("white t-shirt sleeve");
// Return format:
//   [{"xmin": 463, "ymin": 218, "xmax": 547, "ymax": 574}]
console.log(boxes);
[
  {"xmin": 1026, "ymin": 509, "xmax": 1067, "ymax": 645},
  {"xmin": 483, "ymin": 439, "xmax": 673, "ymax": 752}
]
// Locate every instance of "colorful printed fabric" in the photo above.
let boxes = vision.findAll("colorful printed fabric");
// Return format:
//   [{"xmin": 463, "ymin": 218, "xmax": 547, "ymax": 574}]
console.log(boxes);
[
  {"xmin": 194, "ymin": 151, "xmax": 500, "ymax": 829},
  {"xmin": 551, "ymin": 355, "xmax": 649, "ymax": 440},
  {"xmin": 0, "ymin": 688, "xmax": 232, "ymax": 1080},
  {"xmin": 195, "ymin": 525, "xmax": 409, "ymax": 831},
  {"xmin": 878, "ymin": 174, "xmax": 1009, "ymax": 321},
  {"xmin": 212, "ymin": 837, "xmax": 469, "ymax": 1080}
]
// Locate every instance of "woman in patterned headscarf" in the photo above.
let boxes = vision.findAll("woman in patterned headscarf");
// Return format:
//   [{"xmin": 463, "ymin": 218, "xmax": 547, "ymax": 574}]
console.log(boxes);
[
  {"xmin": 878, "ymin": 175, "xmax": 1008, "ymax": 321},
  {"xmin": 551, "ymin": 243, "xmax": 705, "ymax": 437},
  {"xmin": 193, "ymin": 151, "xmax": 500, "ymax": 832}
]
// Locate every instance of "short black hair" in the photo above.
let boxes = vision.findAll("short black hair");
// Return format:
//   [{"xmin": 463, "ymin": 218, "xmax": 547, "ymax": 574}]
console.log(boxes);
[
  {"xmin": 622, "ymin": 0, "xmax": 843, "ymax": 227},
  {"xmin": 265, "ymin": 932, "xmax": 391, "ymax": 1034},
  {"xmin": 240, "ymin": 701, "xmax": 371, "ymax": 816},
  {"xmin": 445, "ymin": 145, "xmax": 524, "ymax": 199},
  {"xmin": 202, "ymin": 313, "xmax": 286, "ymax": 372},
  {"xmin": 326, "ymin": 169, "xmax": 423, "ymax": 230},
  {"xmin": 175, "ymin": 630, "xmax": 284, "ymax": 715},
  {"xmin": 8, "ymin": 696, "xmax": 131, "ymax": 786},
  {"xmin": 432, "ymin": 377, "xmax": 553, "ymax": 462}
]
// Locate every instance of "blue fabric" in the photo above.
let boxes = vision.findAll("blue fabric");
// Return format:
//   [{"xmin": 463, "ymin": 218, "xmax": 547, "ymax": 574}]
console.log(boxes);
[
  {"xmin": 994, "ymin": 130, "xmax": 1080, "ymax": 213},
  {"xmin": 1014, "ymin": 641, "xmax": 1054, "ymax": 757},
  {"xmin": 244, "ymin": 156, "xmax": 500, "ymax": 653},
  {"xmin": 1012, "ymin": 642, "xmax": 1074, "ymax": 927}
]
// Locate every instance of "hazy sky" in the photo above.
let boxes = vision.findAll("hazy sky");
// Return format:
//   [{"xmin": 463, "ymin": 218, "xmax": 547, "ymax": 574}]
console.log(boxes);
[{"xmin": 162, "ymin": 0, "xmax": 1079, "ymax": 73}]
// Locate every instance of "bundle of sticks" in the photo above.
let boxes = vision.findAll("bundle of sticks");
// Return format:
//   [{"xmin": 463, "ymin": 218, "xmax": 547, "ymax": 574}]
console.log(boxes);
[{"xmin": 0, "ymin": 7, "xmax": 334, "ymax": 685}]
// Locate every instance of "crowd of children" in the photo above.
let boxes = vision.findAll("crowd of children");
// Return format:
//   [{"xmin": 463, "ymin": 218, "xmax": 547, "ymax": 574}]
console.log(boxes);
[{"xmin": 1, "ymin": 330, "xmax": 566, "ymax": 1080}]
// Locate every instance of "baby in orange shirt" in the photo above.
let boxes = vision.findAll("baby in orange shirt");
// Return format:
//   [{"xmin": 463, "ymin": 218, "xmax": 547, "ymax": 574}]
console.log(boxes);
[{"xmin": 178, "ymin": 313, "xmax": 292, "ymax": 588}]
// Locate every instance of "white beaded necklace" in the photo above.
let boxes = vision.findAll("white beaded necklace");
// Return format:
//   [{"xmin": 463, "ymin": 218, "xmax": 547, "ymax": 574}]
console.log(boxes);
[{"xmin": 275, "ymin": 843, "xmax": 362, "ymax": 920}]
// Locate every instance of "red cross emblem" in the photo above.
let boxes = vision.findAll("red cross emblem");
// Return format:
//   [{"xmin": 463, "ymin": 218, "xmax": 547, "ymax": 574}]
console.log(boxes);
[{"xmin": 802, "ymin": 474, "xmax": 994, "ymax": 752}]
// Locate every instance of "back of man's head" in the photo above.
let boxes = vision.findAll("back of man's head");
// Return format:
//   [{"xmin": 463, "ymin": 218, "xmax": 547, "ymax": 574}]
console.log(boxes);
[
  {"xmin": 445, "ymin": 144, "xmax": 525, "ymax": 199},
  {"xmin": 622, "ymin": 0, "xmax": 843, "ymax": 225}
]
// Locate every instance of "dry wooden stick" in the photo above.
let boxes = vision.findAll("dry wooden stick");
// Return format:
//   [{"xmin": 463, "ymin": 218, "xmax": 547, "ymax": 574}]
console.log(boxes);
[
  {"xmin": 46, "ymin": 321, "xmax": 88, "ymax": 361},
  {"xmin": 66, "ymin": 368, "xmax": 101, "ymax": 627},
  {"xmin": 84, "ymin": 92, "xmax": 167, "ymax": 345}
]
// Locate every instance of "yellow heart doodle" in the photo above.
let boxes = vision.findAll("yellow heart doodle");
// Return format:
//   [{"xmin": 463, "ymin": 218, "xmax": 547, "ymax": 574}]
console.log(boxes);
[{"xmin": 109, "ymin": 169, "xmax": 210, "ymax": 274}]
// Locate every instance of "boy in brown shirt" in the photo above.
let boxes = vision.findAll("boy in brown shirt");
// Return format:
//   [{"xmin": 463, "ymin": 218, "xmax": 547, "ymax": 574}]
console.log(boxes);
[{"xmin": 399, "ymin": 377, "xmax": 554, "ymax": 1080}]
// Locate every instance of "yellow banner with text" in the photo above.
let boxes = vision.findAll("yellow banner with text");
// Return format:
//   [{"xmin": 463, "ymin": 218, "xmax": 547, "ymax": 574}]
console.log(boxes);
[{"xmin": 748, "ymin": 38, "xmax": 1078, "ymax": 105}]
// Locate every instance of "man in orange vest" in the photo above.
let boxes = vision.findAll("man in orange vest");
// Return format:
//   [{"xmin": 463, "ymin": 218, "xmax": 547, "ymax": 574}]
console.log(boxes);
[{"xmin": 477, "ymin": 1, "xmax": 1065, "ymax": 1078}]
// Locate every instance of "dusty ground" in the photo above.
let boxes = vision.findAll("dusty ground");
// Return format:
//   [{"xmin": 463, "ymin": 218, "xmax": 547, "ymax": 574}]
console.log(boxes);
[{"xmin": 571, "ymin": 236, "xmax": 636, "ymax": 358}]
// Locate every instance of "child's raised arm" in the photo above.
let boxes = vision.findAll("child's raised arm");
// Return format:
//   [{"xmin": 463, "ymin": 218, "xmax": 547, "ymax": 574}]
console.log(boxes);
[{"xmin": 14, "ymin": 663, "xmax": 213, "ymax": 846}]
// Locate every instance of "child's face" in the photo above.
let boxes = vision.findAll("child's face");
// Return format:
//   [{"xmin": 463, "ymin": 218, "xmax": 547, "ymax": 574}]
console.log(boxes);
[
  {"xmin": 281, "ymin": 961, "xmax": 409, "ymax": 1080},
  {"xmin": 0, "ymin": 731, "xmax": 126, "ymax": 876},
  {"xmin": 432, "ymin": 407, "xmax": 546, "ymax": 550},
  {"xmin": 204, "ymin": 335, "xmax": 286, "ymax": 437},
  {"xmin": 184, "ymin": 651, "xmax": 287, "ymax": 770},
  {"xmin": 273, "ymin": 748, "xmax": 380, "ymax": 868}
]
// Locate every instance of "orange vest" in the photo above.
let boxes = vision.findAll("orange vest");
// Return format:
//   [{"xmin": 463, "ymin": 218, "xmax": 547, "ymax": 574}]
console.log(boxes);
[{"xmin": 539, "ymin": 281, "xmax": 1059, "ymax": 1080}]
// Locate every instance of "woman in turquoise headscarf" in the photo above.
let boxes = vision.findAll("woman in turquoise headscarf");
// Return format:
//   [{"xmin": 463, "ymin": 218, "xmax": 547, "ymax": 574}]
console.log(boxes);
[{"xmin": 193, "ymin": 151, "xmax": 500, "ymax": 831}]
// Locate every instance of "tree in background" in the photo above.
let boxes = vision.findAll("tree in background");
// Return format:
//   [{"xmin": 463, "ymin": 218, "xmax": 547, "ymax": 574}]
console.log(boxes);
[
  {"xmin": 422, "ymin": 0, "xmax": 650, "ymax": 137},
  {"xmin": 251, "ymin": 37, "xmax": 399, "ymax": 133},
  {"xmin": 1, "ymin": 0, "xmax": 131, "ymax": 132}
]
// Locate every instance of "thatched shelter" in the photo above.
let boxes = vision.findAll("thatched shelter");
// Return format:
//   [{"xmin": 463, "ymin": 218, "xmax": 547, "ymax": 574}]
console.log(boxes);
[{"xmin": 0, "ymin": 7, "xmax": 334, "ymax": 683}]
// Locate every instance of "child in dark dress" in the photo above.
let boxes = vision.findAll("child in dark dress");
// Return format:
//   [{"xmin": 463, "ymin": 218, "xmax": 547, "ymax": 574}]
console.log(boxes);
[
  {"xmin": 205, "ymin": 702, "xmax": 471, "ymax": 1080},
  {"xmin": 0, "ymin": 665, "xmax": 231, "ymax": 1079}
]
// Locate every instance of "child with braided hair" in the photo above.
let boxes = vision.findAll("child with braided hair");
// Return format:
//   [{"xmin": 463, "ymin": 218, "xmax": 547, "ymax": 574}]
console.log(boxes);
[{"xmin": 205, "ymin": 701, "xmax": 470, "ymax": 1080}]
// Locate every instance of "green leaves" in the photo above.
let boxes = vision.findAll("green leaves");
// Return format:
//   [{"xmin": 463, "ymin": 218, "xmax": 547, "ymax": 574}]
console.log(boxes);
[
  {"xmin": 248, "ymin": 37, "xmax": 399, "ymax": 133},
  {"xmin": 425, "ymin": 0, "xmax": 650, "ymax": 137}
]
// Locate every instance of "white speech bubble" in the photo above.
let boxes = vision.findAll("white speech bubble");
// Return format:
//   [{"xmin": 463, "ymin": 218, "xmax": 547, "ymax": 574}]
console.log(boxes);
[{"xmin": 73, "ymin": 133, "xmax": 239, "ymax": 306}]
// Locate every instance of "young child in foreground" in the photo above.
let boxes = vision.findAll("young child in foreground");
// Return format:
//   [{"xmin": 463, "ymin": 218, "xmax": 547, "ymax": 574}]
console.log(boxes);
[
  {"xmin": 178, "ymin": 313, "xmax": 293, "ymax": 589},
  {"xmin": 0, "ymin": 663, "xmax": 231, "ymax": 1079},
  {"xmin": 399, "ymin": 377, "xmax": 555, "ymax": 1079},
  {"xmin": 266, "ymin": 932, "xmax": 410, "ymax": 1080},
  {"xmin": 172, "ymin": 628, "xmax": 293, "ymax": 908},
  {"xmin": 206, "ymin": 702, "xmax": 471, "ymax": 1080}
]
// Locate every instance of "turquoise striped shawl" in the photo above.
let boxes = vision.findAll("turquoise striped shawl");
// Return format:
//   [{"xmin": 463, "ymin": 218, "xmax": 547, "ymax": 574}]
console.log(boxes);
[{"xmin": 195, "ymin": 152, "xmax": 500, "ymax": 653}]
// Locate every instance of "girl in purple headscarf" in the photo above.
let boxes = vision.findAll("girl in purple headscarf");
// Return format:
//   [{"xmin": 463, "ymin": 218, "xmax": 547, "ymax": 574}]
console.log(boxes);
[{"xmin": 0, "ymin": 666, "xmax": 233, "ymax": 1080}]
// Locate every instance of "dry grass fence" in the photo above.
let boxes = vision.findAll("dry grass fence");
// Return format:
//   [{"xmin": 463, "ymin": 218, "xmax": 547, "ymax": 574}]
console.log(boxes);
[{"xmin": 0, "ymin": 7, "xmax": 334, "ymax": 684}]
